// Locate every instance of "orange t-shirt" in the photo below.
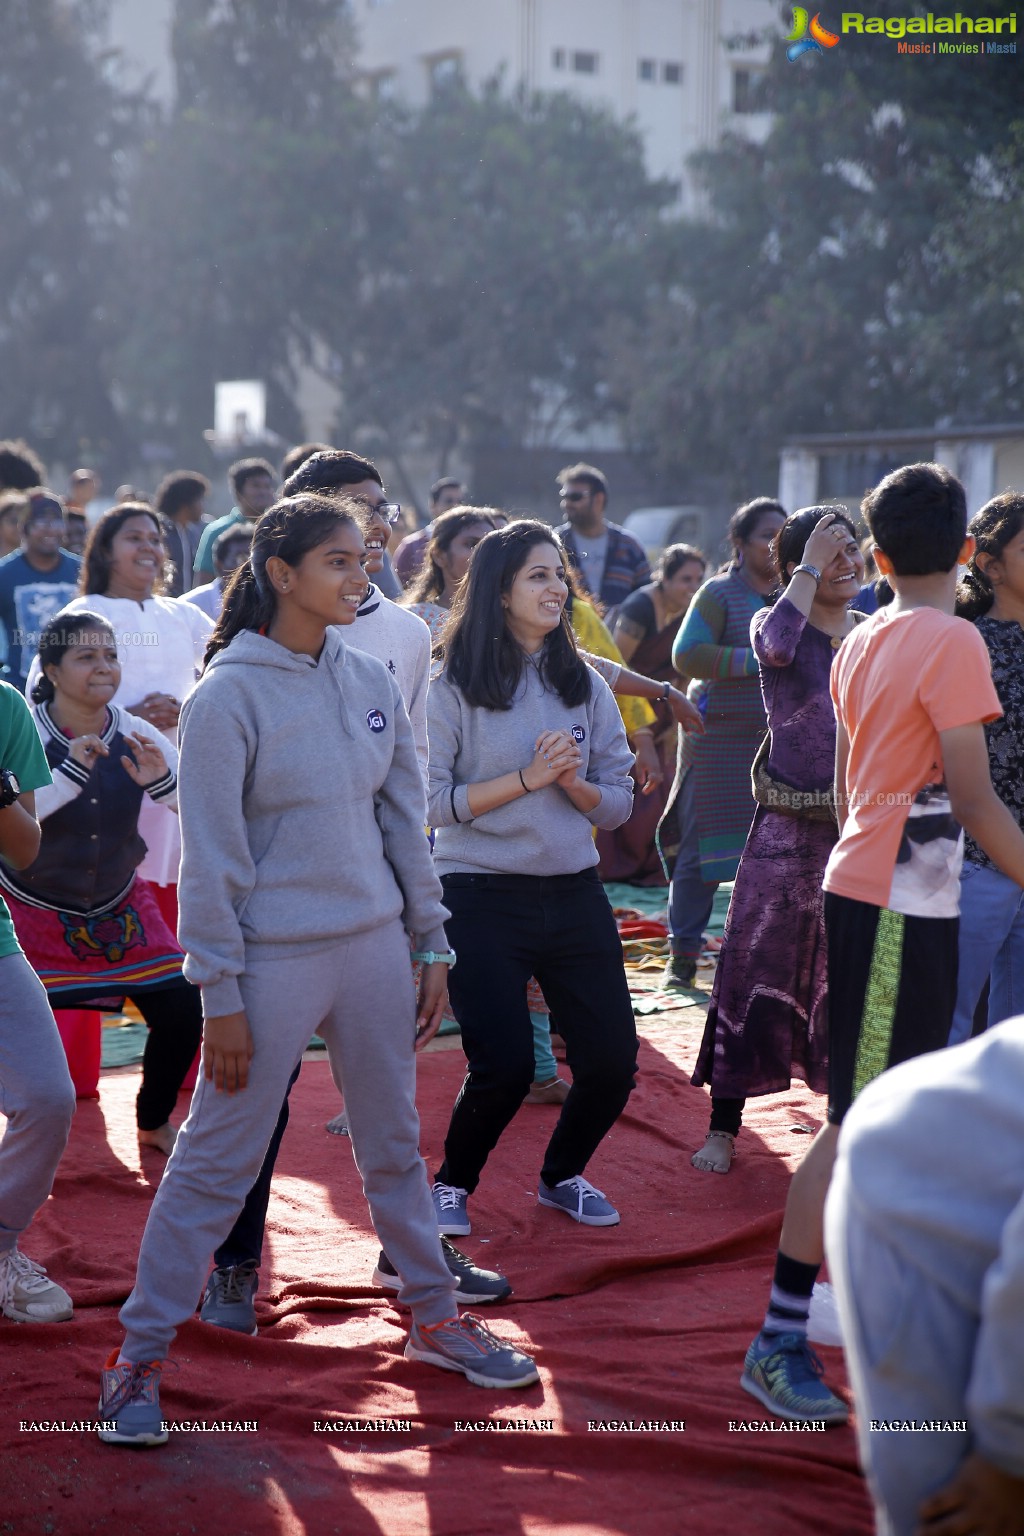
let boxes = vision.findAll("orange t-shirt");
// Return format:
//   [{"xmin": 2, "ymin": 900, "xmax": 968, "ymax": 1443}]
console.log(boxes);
[{"xmin": 823, "ymin": 606, "xmax": 1001, "ymax": 916}]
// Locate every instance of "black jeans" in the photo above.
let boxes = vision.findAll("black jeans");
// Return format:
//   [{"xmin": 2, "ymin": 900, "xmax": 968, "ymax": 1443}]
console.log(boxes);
[
  {"xmin": 437, "ymin": 870, "xmax": 638, "ymax": 1194},
  {"xmin": 213, "ymin": 1061, "xmax": 302, "ymax": 1270},
  {"xmin": 133, "ymin": 977, "xmax": 204, "ymax": 1131}
]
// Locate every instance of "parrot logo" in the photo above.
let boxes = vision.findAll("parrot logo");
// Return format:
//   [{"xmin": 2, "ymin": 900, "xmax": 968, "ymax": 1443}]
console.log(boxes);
[{"xmin": 787, "ymin": 7, "xmax": 841, "ymax": 60}]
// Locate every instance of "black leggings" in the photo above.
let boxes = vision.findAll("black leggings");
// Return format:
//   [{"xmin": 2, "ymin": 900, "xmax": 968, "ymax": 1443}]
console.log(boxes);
[
  {"xmin": 130, "ymin": 978, "xmax": 203, "ymax": 1130},
  {"xmin": 437, "ymin": 870, "xmax": 638, "ymax": 1194},
  {"xmin": 709, "ymin": 1096, "xmax": 745, "ymax": 1137}
]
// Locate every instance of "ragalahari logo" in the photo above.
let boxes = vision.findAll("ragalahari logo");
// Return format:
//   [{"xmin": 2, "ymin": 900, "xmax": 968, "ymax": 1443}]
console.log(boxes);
[{"xmin": 787, "ymin": 8, "xmax": 841, "ymax": 59}]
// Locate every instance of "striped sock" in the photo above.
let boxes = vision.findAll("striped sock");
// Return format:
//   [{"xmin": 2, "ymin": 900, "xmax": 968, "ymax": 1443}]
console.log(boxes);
[{"xmin": 760, "ymin": 1252, "xmax": 820, "ymax": 1341}]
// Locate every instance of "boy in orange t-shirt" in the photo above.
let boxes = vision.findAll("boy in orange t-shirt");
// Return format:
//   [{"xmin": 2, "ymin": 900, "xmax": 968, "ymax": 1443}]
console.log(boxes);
[{"xmin": 741, "ymin": 462, "xmax": 1024, "ymax": 1428}]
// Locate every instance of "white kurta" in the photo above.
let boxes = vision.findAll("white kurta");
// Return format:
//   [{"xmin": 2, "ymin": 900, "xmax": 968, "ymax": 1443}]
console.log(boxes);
[{"xmin": 27, "ymin": 594, "xmax": 213, "ymax": 884}]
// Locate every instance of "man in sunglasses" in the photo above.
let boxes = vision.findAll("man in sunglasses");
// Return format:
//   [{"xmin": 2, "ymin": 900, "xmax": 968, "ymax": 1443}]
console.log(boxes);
[{"xmin": 555, "ymin": 463, "xmax": 650, "ymax": 622}]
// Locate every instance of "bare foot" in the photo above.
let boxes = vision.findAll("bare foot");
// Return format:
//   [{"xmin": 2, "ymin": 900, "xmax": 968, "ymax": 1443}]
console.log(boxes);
[
  {"xmin": 325, "ymin": 1111, "xmax": 349, "ymax": 1137},
  {"xmin": 138, "ymin": 1122, "xmax": 177, "ymax": 1157},
  {"xmin": 690, "ymin": 1131, "xmax": 735, "ymax": 1174}
]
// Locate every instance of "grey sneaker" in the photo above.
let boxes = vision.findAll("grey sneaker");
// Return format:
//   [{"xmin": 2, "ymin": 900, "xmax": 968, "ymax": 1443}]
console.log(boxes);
[
  {"xmin": 404, "ymin": 1313, "xmax": 539, "ymax": 1388},
  {"xmin": 373, "ymin": 1238, "xmax": 512, "ymax": 1305},
  {"xmin": 431, "ymin": 1181, "xmax": 471, "ymax": 1236},
  {"xmin": 538, "ymin": 1175, "xmax": 620, "ymax": 1226},
  {"xmin": 661, "ymin": 953, "xmax": 697, "ymax": 990},
  {"xmin": 0, "ymin": 1247, "xmax": 73, "ymax": 1322},
  {"xmin": 97, "ymin": 1352, "xmax": 168, "ymax": 1445},
  {"xmin": 199, "ymin": 1262, "xmax": 258, "ymax": 1335}
]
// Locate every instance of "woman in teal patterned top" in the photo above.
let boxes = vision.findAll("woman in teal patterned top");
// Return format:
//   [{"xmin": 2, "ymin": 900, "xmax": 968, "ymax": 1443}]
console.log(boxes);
[{"xmin": 659, "ymin": 498, "xmax": 786, "ymax": 988}]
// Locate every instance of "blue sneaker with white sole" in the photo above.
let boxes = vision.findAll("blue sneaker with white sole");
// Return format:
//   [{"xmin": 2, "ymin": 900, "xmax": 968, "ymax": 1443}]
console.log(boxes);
[
  {"xmin": 538, "ymin": 1175, "xmax": 620, "ymax": 1226},
  {"xmin": 741, "ymin": 1332, "xmax": 848, "ymax": 1424}
]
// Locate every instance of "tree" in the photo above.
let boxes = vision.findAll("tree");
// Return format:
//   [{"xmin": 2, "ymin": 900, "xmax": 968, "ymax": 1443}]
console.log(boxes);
[
  {"xmin": 612, "ymin": 0, "xmax": 1024, "ymax": 494},
  {"xmin": 0, "ymin": 0, "xmax": 147, "ymax": 474},
  {"xmin": 114, "ymin": 0, "xmax": 370, "ymax": 469},
  {"xmin": 320, "ymin": 79, "xmax": 674, "ymax": 497}
]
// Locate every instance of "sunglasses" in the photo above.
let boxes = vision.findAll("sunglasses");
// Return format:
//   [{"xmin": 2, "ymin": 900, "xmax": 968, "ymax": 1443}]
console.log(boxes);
[{"xmin": 559, "ymin": 491, "xmax": 588, "ymax": 504}]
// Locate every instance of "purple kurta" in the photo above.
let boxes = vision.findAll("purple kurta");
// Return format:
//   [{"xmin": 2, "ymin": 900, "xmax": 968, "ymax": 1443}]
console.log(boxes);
[{"xmin": 692, "ymin": 598, "xmax": 846, "ymax": 1100}]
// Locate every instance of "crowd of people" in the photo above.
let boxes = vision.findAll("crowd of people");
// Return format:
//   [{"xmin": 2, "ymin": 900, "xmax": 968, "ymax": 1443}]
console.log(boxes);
[{"xmin": 1, "ymin": 433, "xmax": 1023, "ymax": 1535}]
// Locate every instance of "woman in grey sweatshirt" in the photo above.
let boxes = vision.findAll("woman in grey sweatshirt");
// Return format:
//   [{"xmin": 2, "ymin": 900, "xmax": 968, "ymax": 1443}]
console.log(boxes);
[
  {"xmin": 427, "ymin": 519, "xmax": 639, "ymax": 1235},
  {"xmin": 97, "ymin": 495, "xmax": 538, "ymax": 1445}
]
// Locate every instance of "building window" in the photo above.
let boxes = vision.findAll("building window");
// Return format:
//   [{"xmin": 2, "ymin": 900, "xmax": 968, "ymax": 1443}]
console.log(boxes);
[
  {"xmin": 369, "ymin": 70, "xmax": 396, "ymax": 101},
  {"xmin": 427, "ymin": 53, "xmax": 462, "ymax": 92},
  {"xmin": 732, "ymin": 67, "xmax": 766, "ymax": 114},
  {"xmin": 572, "ymin": 50, "xmax": 599, "ymax": 74},
  {"xmin": 662, "ymin": 61, "xmax": 683, "ymax": 85},
  {"xmin": 552, "ymin": 47, "xmax": 566, "ymax": 70},
  {"xmin": 638, "ymin": 58, "xmax": 656, "ymax": 82}
]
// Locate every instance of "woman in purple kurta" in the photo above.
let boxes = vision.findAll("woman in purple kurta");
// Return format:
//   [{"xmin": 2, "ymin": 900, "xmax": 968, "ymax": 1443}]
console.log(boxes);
[{"xmin": 690, "ymin": 507, "xmax": 865, "ymax": 1174}]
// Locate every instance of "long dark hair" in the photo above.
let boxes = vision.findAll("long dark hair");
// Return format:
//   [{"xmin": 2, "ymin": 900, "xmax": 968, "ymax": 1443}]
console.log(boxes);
[
  {"xmin": 443, "ymin": 519, "xmax": 591, "ymax": 710},
  {"xmin": 32, "ymin": 610, "xmax": 116, "ymax": 704},
  {"xmin": 79, "ymin": 504, "xmax": 170, "ymax": 597},
  {"xmin": 405, "ymin": 506, "xmax": 501, "ymax": 605},
  {"xmin": 204, "ymin": 494, "xmax": 365, "ymax": 666},
  {"xmin": 956, "ymin": 492, "xmax": 1024, "ymax": 621}
]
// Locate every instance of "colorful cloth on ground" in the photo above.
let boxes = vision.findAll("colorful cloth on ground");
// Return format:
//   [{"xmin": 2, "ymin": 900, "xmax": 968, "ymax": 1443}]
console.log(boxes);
[
  {"xmin": 659, "ymin": 569, "xmax": 769, "ymax": 882},
  {"xmin": 965, "ymin": 616, "xmax": 1024, "ymax": 873},
  {"xmin": 2, "ymin": 874, "xmax": 185, "ymax": 1008},
  {"xmin": 0, "ymin": 682, "xmax": 52, "ymax": 960},
  {"xmin": 693, "ymin": 600, "xmax": 851, "ymax": 1099},
  {"xmin": 596, "ymin": 585, "xmax": 681, "ymax": 885}
]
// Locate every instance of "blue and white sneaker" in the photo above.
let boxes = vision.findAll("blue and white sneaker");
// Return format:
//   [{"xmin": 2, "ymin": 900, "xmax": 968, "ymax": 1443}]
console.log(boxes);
[
  {"xmin": 405, "ymin": 1314, "xmax": 539, "ymax": 1388},
  {"xmin": 98, "ymin": 1352, "xmax": 168, "ymax": 1445},
  {"xmin": 741, "ymin": 1332, "xmax": 848, "ymax": 1424},
  {"xmin": 538, "ymin": 1175, "xmax": 620, "ymax": 1226},
  {"xmin": 432, "ymin": 1181, "xmax": 471, "ymax": 1236}
]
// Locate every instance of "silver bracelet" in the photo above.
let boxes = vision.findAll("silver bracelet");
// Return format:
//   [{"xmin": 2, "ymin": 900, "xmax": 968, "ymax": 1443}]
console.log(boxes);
[{"xmin": 792, "ymin": 563, "xmax": 822, "ymax": 586}]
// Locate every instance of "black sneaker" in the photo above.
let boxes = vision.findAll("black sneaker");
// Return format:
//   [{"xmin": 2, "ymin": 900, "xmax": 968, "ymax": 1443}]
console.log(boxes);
[
  {"xmin": 373, "ymin": 1238, "xmax": 512, "ymax": 1305},
  {"xmin": 199, "ymin": 1261, "xmax": 259, "ymax": 1335}
]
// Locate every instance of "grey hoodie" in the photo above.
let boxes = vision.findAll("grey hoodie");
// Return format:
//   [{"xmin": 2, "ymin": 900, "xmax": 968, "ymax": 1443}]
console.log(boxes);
[{"xmin": 176, "ymin": 629, "xmax": 448, "ymax": 1017}]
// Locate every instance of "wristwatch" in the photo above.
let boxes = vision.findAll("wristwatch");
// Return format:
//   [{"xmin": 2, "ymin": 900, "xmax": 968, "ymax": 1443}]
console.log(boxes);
[
  {"xmin": 792, "ymin": 563, "xmax": 822, "ymax": 586},
  {"xmin": 0, "ymin": 769, "xmax": 21, "ymax": 809}
]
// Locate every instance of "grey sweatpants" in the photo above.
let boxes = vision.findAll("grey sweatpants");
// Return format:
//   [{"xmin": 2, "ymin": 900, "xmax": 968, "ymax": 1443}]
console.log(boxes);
[
  {"xmin": 120, "ymin": 921, "xmax": 457, "ymax": 1360},
  {"xmin": 825, "ymin": 1154, "xmax": 974, "ymax": 1536},
  {"xmin": 0, "ymin": 952, "xmax": 75, "ymax": 1254}
]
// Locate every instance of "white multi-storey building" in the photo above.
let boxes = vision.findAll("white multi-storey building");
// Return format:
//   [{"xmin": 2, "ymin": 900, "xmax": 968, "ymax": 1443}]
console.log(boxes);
[{"xmin": 354, "ymin": 0, "xmax": 778, "ymax": 203}]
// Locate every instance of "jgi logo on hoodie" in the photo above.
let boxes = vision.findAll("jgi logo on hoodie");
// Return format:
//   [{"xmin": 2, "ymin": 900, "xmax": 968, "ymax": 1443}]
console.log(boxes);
[
  {"xmin": 571, "ymin": 724, "xmax": 586, "ymax": 744},
  {"xmin": 367, "ymin": 709, "xmax": 387, "ymax": 733}
]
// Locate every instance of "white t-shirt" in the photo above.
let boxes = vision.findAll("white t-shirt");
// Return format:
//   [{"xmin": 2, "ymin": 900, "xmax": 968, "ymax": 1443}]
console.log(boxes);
[{"xmin": 339, "ymin": 585, "xmax": 431, "ymax": 791}]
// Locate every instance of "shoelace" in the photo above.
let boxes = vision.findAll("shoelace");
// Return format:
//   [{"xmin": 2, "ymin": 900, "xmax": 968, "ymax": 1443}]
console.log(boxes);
[
  {"xmin": 0, "ymin": 1250, "xmax": 51, "ymax": 1305},
  {"xmin": 559, "ymin": 1176, "xmax": 607, "ymax": 1204},
  {"xmin": 434, "ymin": 1185, "xmax": 467, "ymax": 1212},
  {"xmin": 213, "ymin": 1264, "xmax": 257, "ymax": 1304},
  {"xmin": 769, "ymin": 1335, "xmax": 827, "ymax": 1384},
  {"xmin": 424, "ymin": 1313, "xmax": 505, "ymax": 1352},
  {"xmin": 103, "ymin": 1361, "xmax": 163, "ymax": 1414}
]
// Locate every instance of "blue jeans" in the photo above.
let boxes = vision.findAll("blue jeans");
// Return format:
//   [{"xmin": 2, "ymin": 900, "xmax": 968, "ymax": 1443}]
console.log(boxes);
[
  {"xmin": 668, "ymin": 771, "xmax": 718, "ymax": 957},
  {"xmin": 949, "ymin": 859, "xmax": 1024, "ymax": 1046}
]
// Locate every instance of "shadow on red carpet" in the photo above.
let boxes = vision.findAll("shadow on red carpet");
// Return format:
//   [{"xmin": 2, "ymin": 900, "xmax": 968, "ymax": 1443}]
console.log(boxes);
[{"xmin": 2, "ymin": 1020, "xmax": 873, "ymax": 1536}]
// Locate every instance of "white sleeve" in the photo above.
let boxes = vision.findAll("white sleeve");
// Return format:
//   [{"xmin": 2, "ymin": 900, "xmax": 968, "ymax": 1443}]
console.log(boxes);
[{"xmin": 119, "ymin": 710, "xmax": 179, "ymax": 812}]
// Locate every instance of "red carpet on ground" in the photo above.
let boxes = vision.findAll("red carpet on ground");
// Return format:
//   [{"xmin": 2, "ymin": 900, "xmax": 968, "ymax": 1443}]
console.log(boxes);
[{"xmin": 3, "ymin": 1016, "xmax": 873, "ymax": 1536}]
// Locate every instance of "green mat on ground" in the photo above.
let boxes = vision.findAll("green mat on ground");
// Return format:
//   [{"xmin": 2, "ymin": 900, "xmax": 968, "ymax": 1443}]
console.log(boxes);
[{"xmin": 602, "ymin": 880, "xmax": 732, "ymax": 937}]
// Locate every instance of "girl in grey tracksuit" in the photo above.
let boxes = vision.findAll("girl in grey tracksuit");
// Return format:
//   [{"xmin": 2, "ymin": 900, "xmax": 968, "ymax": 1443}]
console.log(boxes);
[{"xmin": 100, "ymin": 494, "xmax": 536, "ymax": 1441}]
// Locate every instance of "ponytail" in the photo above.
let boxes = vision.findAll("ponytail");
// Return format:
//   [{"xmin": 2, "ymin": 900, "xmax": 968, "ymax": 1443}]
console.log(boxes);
[
  {"xmin": 955, "ymin": 492, "xmax": 1024, "ymax": 623},
  {"xmin": 204, "ymin": 561, "xmax": 274, "ymax": 666},
  {"xmin": 955, "ymin": 566, "xmax": 994, "ymax": 622}
]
